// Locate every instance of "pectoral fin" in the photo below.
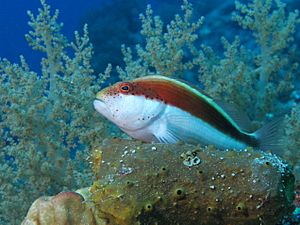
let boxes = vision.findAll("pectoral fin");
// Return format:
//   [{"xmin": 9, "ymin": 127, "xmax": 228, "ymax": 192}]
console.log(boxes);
[
  {"xmin": 153, "ymin": 121, "xmax": 180, "ymax": 144},
  {"xmin": 153, "ymin": 113, "xmax": 199, "ymax": 144}
]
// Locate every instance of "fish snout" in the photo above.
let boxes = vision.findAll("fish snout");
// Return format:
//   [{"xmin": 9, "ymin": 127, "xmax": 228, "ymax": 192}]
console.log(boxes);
[
  {"xmin": 95, "ymin": 90, "xmax": 106, "ymax": 101},
  {"xmin": 93, "ymin": 99, "xmax": 111, "ymax": 119}
]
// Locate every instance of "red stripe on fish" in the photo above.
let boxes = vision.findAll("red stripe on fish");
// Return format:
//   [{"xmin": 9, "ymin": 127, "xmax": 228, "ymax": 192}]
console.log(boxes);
[{"xmin": 121, "ymin": 77, "xmax": 258, "ymax": 147}]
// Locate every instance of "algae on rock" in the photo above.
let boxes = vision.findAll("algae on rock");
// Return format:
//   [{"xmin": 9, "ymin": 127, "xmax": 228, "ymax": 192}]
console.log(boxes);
[
  {"xmin": 22, "ymin": 139, "xmax": 295, "ymax": 225},
  {"xmin": 90, "ymin": 139, "xmax": 295, "ymax": 225}
]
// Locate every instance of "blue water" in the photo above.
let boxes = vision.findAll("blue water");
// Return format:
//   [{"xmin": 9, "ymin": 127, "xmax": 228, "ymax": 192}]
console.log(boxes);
[
  {"xmin": 0, "ymin": 0, "xmax": 243, "ymax": 73},
  {"xmin": 0, "ymin": 0, "xmax": 101, "ymax": 72},
  {"xmin": 1, "ymin": 0, "xmax": 299, "ymax": 69}
]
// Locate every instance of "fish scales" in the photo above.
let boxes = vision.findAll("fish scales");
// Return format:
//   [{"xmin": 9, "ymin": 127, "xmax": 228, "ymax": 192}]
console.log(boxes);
[{"xmin": 94, "ymin": 75, "xmax": 281, "ymax": 151}]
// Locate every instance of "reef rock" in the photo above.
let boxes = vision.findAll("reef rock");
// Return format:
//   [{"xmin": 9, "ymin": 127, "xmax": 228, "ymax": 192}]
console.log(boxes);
[
  {"xmin": 91, "ymin": 139, "xmax": 295, "ymax": 225},
  {"xmin": 22, "ymin": 139, "xmax": 295, "ymax": 225}
]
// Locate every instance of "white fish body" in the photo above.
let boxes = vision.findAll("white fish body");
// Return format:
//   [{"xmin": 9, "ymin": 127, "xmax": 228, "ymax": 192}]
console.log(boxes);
[{"xmin": 94, "ymin": 75, "xmax": 281, "ymax": 151}]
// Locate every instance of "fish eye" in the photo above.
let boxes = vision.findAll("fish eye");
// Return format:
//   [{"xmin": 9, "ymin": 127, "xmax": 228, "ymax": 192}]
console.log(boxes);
[{"xmin": 119, "ymin": 82, "xmax": 133, "ymax": 93}]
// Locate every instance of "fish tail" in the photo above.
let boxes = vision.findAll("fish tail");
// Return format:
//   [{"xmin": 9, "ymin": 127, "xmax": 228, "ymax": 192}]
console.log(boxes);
[{"xmin": 253, "ymin": 116, "xmax": 284, "ymax": 153}]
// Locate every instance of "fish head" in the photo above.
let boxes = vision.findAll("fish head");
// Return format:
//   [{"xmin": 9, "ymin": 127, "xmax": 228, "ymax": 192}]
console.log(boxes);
[{"xmin": 93, "ymin": 80, "xmax": 165, "ymax": 131}]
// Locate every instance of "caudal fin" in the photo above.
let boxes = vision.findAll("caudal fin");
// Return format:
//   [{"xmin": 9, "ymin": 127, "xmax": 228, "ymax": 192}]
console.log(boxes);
[{"xmin": 254, "ymin": 117, "xmax": 284, "ymax": 153}]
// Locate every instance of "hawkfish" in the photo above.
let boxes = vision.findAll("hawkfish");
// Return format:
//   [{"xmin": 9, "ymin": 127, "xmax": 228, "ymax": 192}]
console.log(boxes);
[{"xmin": 93, "ymin": 75, "xmax": 281, "ymax": 151}]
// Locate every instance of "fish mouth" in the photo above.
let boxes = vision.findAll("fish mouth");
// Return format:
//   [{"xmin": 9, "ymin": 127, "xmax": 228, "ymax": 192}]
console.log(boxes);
[
  {"xmin": 93, "ymin": 98, "xmax": 106, "ymax": 108},
  {"xmin": 95, "ymin": 97, "xmax": 105, "ymax": 102},
  {"xmin": 93, "ymin": 98, "xmax": 113, "ymax": 121}
]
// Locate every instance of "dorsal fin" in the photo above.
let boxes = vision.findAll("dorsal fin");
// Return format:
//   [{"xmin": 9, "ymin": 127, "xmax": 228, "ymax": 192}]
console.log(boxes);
[
  {"xmin": 136, "ymin": 75, "xmax": 212, "ymax": 98},
  {"xmin": 173, "ymin": 77, "xmax": 214, "ymax": 98}
]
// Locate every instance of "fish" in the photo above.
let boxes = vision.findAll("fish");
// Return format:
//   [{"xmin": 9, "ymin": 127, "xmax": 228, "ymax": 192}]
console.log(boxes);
[{"xmin": 93, "ymin": 75, "xmax": 281, "ymax": 151}]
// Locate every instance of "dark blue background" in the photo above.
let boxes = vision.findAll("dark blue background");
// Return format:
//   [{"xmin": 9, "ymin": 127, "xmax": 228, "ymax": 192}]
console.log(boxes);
[
  {"xmin": 1, "ymin": 0, "xmax": 299, "ymax": 74},
  {"xmin": 0, "ymin": 0, "xmax": 101, "ymax": 71},
  {"xmin": 0, "ymin": 0, "xmax": 223, "ymax": 73}
]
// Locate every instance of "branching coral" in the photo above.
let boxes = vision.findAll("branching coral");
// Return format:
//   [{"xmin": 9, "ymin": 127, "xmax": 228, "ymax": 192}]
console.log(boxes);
[
  {"xmin": 200, "ymin": 0, "xmax": 300, "ymax": 121},
  {"xmin": 0, "ymin": 0, "xmax": 110, "ymax": 224},
  {"xmin": 283, "ymin": 105, "xmax": 300, "ymax": 179},
  {"xmin": 116, "ymin": 0, "xmax": 204, "ymax": 79}
]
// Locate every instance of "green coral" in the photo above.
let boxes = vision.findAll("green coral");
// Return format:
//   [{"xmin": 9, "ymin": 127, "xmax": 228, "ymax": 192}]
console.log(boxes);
[
  {"xmin": 202, "ymin": 0, "xmax": 299, "ymax": 120},
  {"xmin": 283, "ymin": 105, "xmax": 300, "ymax": 181},
  {"xmin": 0, "ymin": 0, "xmax": 110, "ymax": 224},
  {"xmin": 116, "ymin": 0, "xmax": 204, "ymax": 79}
]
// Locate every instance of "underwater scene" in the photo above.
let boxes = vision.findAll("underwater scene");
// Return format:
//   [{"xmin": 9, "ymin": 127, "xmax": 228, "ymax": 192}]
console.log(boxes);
[{"xmin": 0, "ymin": 0, "xmax": 300, "ymax": 224}]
